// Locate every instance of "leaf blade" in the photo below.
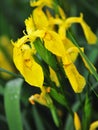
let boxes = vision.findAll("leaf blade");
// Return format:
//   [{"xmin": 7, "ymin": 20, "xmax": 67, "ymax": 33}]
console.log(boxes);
[{"xmin": 4, "ymin": 78, "xmax": 23, "ymax": 130}]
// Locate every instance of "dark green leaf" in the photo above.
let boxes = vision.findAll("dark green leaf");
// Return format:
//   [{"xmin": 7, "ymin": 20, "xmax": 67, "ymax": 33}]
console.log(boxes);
[{"xmin": 50, "ymin": 88, "xmax": 73, "ymax": 116}]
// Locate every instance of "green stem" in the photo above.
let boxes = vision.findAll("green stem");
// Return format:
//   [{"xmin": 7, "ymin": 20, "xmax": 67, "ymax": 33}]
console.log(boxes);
[{"xmin": 45, "ymin": 94, "xmax": 61, "ymax": 127}]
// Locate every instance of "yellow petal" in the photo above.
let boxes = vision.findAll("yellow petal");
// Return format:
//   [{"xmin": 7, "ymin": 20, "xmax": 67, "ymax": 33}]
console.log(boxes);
[
  {"xmin": 12, "ymin": 35, "xmax": 29, "ymax": 48},
  {"xmin": 25, "ymin": 15, "xmax": 35, "ymax": 35},
  {"xmin": 89, "ymin": 121, "xmax": 98, "ymax": 130},
  {"xmin": 46, "ymin": 9, "xmax": 62, "ymax": 31},
  {"xmin": 65, "ymin": 13, "xmax": 97, "ymax": 44},
  {"xmin": 30, "ymin": 0, "xmax": 52, "ymax": 8},
  {"xmin": 58, "ymin": 6, "xmax": 66, "ymax": 20},
  {"xmin": 79, "ymin": 13, "xmax": 97, "ymax": 44},
  {"xmin": 74, "ymin": 112, "xmax": 81, "ymax": 130},
  {"xmin": 30, "ymin": 0, "xmax": 43, "ymax": 7},
  {"xmin": 13, "ymin": 43, "xmax": 44, "ymax": 87},
  {"xmin": 67, "ymin": 46, "xmax": 84, "ymax": 63},
  {"xmin": 58, "ymin": 22, "xmax": 66, "ymax": 39},
  {"xmin": 62, "ymin": 47, "xmax": 86, "ymax": 93},
  {"xmin": 49, "ymin": 67, "xmax": 59, "ymax": 86},
  {"xmin": 67, "ymin": 47, "xmax": 79, "ymax": 63},
  {"xmin": 63, "ymin": 37, "xmax": 80, "ymax": 62},
  {"xmin": 65, "ymin": 16, "xmax": 80, "ymax": 28},
  {"xmin": 43, "ymin": 30, "xmax": 66, "ymax": 57},
  {"xmin": 63, "ymin": 37, "xmax": 75, "ymax": 50},
  {"xmin": 63, "ymin": 62, "xmax": 86, "ymax": 93},
  {"xmin": 33, "ymin": 7, "xmax": 49, "ymax": 29}
]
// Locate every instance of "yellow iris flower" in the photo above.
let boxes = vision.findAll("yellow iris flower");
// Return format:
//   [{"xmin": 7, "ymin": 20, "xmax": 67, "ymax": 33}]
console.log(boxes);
[{"xmin": 12, "ymin": 0, "xmax": 97, "ymax": 94}]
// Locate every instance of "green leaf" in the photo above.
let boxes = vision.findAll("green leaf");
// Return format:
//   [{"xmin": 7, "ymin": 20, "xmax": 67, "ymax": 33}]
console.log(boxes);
[
  {"xmin": 4, "ymin": 78, "xmax": 23, "ymax": 130},
  {"xmin": 33, "ymin": 38, "xmax": 59, "ymax": 71},
  {"xmin": 49, "ymin": 103, "xmax": 61, "ymax": 127},
  {"xmin": 64, "ymin": 114, "xmax": 74, "ymax": 130},
  {"xmin": 50, "ymin": 88, "xmax": 73, "ymax": 117},
  {"xmin": 82, "ymin": 94, "xmax": 92, "ymax": 130}
]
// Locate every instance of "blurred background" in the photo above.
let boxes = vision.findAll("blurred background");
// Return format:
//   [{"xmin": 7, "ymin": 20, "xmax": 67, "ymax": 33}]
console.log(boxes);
[{"xmin": 0, "ymin": 0, "xmax": 98, "ymax": 130}]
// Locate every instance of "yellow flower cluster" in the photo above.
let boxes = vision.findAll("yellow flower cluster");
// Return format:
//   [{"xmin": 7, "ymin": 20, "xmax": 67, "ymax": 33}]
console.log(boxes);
[{"xmin": 12, "ymin": 0, "xmax": 97, "ymax": 105}]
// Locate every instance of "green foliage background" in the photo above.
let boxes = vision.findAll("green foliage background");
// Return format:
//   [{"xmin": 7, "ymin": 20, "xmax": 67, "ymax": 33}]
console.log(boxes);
[{"xmin": 0, "ymin": 0, "xmax": 98, "ymax": 130}]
